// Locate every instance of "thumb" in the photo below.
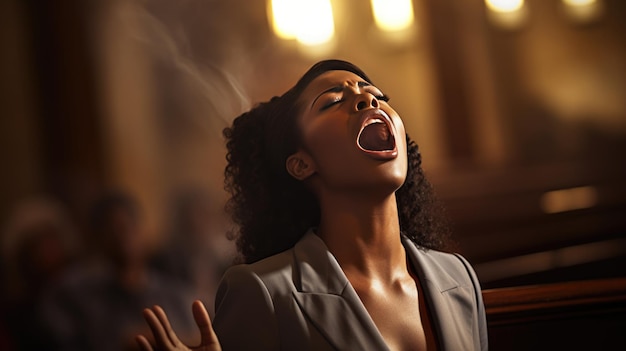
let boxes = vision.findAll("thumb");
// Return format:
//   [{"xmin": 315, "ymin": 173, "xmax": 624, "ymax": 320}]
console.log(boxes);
[{"xmin": 191, "ymin": 300, "xmax": 221, "ymax": 350}]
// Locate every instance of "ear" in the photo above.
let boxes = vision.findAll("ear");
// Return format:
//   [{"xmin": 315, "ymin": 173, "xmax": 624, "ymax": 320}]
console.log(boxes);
[{"xmin": 286, "ymin": 151, "xmax": 316, "ymax": 181}]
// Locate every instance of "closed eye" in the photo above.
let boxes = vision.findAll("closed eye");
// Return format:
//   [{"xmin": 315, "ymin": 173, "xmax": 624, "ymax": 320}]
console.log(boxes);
[
  {"xmin": 320, "ymin": 94, "xmax": 388, "ymax": 111},
  {"xmin": 376, "ymin": 94, "xmax": 390, "ymax": 103},
  {"xmin": 320, "ymin": 98, "xmax": 343, "ymax": 111}
]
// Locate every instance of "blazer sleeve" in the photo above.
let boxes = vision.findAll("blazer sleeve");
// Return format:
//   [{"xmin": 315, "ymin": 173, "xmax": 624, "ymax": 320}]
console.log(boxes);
[
  {"xmin": 212, "ymin": 265, "xmax": 280, "ymax": 350},
  {"xmin": 454, "ymin": 253, "xmax": 489, "ymax": 351}
]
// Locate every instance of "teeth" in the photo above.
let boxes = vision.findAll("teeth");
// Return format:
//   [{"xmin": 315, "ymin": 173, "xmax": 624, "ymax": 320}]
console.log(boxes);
[{"xmin": 364, "ymin": 118, "xmax": 384, "ymax": 127}]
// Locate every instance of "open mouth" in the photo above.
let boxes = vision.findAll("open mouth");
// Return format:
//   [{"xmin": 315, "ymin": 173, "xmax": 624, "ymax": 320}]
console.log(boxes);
[
  {"xmin": 356, "ymin": 111, "xmax": 397, "ymax": 159},
  {"xmin": 358, "ymin": 119, "xmax": 394, "ymax": 151}
]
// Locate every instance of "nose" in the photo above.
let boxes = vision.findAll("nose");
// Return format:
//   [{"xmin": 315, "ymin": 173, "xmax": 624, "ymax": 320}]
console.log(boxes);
[{"xmin": 355, "ymin": 93, "xmax": 379, "ymax": 111}]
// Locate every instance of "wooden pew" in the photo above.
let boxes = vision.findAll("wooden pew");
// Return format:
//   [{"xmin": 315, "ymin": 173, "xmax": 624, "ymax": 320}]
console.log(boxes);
[{"xmin": 482, "ymin": 277, "xmax": 626, "ymax": 350}]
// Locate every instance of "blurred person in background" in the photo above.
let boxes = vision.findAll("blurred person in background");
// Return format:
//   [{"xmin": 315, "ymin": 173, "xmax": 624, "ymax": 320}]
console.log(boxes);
[
  {"xmin": 151, "ymin": 188, "xmax": 233, "ymax": 317},
  {"xmin": 0, "ymin": 196, "xmax": 78, "ymax": 350},
  {"xmin": 41, "ymin": 190, "xmax": 196, "ymax": 351}
]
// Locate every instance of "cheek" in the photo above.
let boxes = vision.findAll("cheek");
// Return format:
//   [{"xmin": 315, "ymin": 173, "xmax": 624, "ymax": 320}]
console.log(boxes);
[
  {"xmin": 395, "ymin": 118, "xmax": 408, "ymax": 151},
  {"xmin": 302, "ymin": 120, "xmax": 353, "ymax": 161},
  {"xmin": 391, "ymin": 118, "xmax": 409, "ymax": 180}
]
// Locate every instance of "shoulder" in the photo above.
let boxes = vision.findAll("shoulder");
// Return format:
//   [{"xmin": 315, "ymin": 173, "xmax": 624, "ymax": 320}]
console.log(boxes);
[
  {"xmin": 213, "ymin": 250, "xmax": 296, "ymax": 330},
  {"xmin": 423, "ymin": 248, "xmax": 475, "ymax": 275},
  {"xmin": 218, "ymin": 247, "xmax": 297, "ymax": 298},
  {"xmin": 213, "ymin": 250, "xmax": 297, "ymax": 350},
  {"xmin": 403, "ymin": 237, "xmax": 480, "ymax": 288},
  {"xmin": 224, "ymin": 246, "xmax": 294, "ymax": 278}
]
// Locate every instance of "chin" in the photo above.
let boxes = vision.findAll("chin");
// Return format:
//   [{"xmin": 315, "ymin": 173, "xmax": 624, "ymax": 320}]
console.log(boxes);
[
  {"xmin": 375, "ymin": 167, "xmax": 407, "ymax": 194},
  {"xmin": 381, "ymin": 156, "xmax": 408, "ymax": 182}
]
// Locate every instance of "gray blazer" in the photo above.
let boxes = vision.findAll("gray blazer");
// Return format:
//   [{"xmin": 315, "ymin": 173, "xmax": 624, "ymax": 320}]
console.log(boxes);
[{"xmin": 213, "ymin": 230, "xmax": 488, "ymax": 350}]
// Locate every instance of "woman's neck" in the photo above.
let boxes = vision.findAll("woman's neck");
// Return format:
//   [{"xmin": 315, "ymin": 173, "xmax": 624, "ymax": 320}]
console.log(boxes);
[{"xmin": 315, "ymin": 191, "xmax": 407, "ymax": 282}]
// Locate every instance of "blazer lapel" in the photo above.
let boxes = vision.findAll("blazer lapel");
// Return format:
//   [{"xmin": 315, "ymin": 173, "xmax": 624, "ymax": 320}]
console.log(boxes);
[
  {"xmin": 403, "ymin": 237, "xmax": 477, "ymax": 351},
  {"xmin": 292, "ymin": 231, "xmax": 389, "ymax": 351}
]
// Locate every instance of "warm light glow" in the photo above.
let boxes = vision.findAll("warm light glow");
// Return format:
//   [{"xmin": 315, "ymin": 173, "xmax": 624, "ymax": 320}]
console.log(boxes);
[
  {"xmin": 563, "ymin": 0, "xmax": 596, "ymax": 6},
  {"xmin": 296, "ymin": 0, "xmax": 335, "ymax": 45},
  {"xmin": 561, "ymin": 0, "xmax": 603, "ymax": 23},
  {"xmin": 370, "ymin": 0, "xmax": 415, "ymax": 32},
  {"xmin": 270, "ymin": 0, "xmax": 299, "ymax": 39},
  {"xmin": 269, "ymin": 0, "xmax": 335, "ymax": 46},
  {"xmin": 485, "ymin": 0, "xmax": 528, "ymax": 29},
  {"xmin": 540, "ymin": 186, "xmax": 598, "ymax": 214},
  {"xmin": 485, "ymin": 0, "xmax": 525, "ymax": 13}
]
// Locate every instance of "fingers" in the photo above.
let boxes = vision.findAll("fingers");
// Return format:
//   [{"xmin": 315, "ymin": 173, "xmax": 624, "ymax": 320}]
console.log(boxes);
[
  {"xmin": 140, "ymin": 302, "xmax": 219, "ymax": 351},
  {"xmin": 191, "ymin": 300, "xmax": 221, "ymax": 349},
  {"xmin": 153, "ymin": 305, "xmax": 183, "ymax": 347},
  {"xmin": 142, "ymin": 308, "xmax": 170, "ymax": 349},
  {"xmin": 142, "ymin": 306, "xmax": 181, "ymax": 349},
  {"xmin": 135, "ymin": 335, "xmax": 154, "ymax": 351}
]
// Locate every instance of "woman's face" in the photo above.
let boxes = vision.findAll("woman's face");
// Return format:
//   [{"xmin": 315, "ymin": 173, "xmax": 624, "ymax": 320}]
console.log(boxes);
[{"xmin": 295, "ymin": 70, "xmax": 408, "ymax": 194}]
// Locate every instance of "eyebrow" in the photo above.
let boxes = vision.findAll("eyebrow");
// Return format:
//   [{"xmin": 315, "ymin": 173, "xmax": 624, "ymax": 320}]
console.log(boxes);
[{"xmin": 310, "ymin": 81, "xmax": 372, "ymax": 110}]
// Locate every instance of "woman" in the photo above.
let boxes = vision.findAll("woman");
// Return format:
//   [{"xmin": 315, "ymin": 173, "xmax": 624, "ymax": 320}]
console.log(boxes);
[{"xmin": 137, "ymin": 60, "xmax": 488, "ymax": 350}]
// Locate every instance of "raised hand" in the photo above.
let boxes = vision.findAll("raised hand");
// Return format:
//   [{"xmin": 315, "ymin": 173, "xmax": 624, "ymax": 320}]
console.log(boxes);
[{"xmin": 136, "ymin": 300, "xmax": 221, "ymax": 351}]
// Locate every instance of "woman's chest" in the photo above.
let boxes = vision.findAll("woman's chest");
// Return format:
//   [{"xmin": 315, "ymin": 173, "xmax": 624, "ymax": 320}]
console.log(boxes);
[{"xmin": 354, "ymin": 282, "xmax": 438, "ymax": 350}]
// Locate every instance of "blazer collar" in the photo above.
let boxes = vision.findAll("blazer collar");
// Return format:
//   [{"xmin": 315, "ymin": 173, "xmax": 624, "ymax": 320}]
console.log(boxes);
[
  {"xmin": 403, "ymin": 236, "xmax": 474, "ymax": 351},
  {"xmin": 401, "ymin": 235, "xmax": 460, "ymax": 293},
  {"xmin": 292, "ymin": 230, "xmax": 462, "ymax": 293},
  {"xmin": 291, "ymin": 230, "xmax": 469, "ymax": 351},
  {"xmin": 292, "ymin": 230, "xmax": 389, "ymax": 350},
  {"xmin": 292, "ymin": 229, "xmax": 348, "ymax": 295}
]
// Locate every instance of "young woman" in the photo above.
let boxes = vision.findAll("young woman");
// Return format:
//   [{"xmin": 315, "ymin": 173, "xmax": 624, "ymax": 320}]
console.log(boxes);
[{"xmin": 137, "ymin": 60, "xmax": 488, "ymax": 351}]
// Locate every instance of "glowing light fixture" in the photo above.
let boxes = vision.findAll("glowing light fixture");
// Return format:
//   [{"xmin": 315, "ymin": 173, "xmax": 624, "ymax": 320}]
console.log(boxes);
[
  {"xmin": 561, "ymin": 0, "xmax": 603, "ymax": 23},
  {"xmin": 540, "ymin": 186, "xmax": 598, "ymax": 214},
  {"xmin": 485, "ymin": 0, "xmax": 525, "ymax": 13},
  {"xmin": 484, "ymin": 0, "xmax": 527, "ymax": 29},
  {"xmin": 270, "ymin": 0, "xmax": 299, "ymax": 39},
  {"xmin": 269, "ymin": 0, "xmax": 335, "ymax": 46},
  {"xmin": 297, "ymin": 0, "xmax": 335, "ymax": 45},
  {"xmin": 370, "ymin": 0, "xmax": 415, "ymax": 32},
  {"xmin": 563, "ymin": 0, "xmax": 596, "ymax": 6}
]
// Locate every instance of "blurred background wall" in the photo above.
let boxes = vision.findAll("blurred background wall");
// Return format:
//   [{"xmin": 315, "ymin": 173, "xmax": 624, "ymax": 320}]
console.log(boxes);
[{"xmin": 1, "ymin": 0, "xmax": 625, "ymax": 295}]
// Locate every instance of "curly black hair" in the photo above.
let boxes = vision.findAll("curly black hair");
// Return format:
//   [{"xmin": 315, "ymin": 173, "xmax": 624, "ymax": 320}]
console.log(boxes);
[{"xmin": 223, "ymin": 60, "xmax": 451, "ymax": 263}]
